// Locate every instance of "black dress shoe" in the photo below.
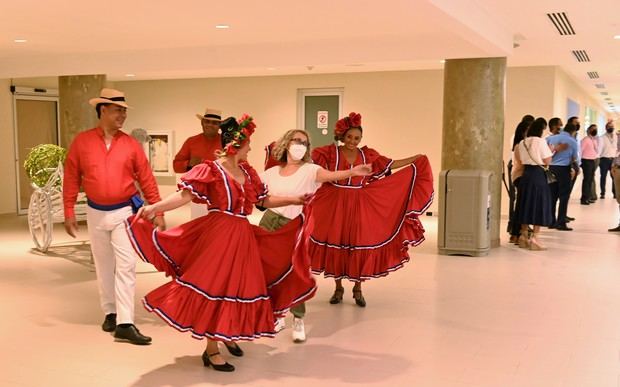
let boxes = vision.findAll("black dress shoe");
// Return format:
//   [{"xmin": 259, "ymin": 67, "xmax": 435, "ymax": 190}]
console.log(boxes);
[
  {"xmin": 566, "ymin": 216, "xmax": 575, "ymax": 221},
  {"xmin": 580, "ymin": 201, "xmax": 590, "ymax": 205},
  {"xmin": 102, "ymin": 313, "xmax": 117, "ymax": 332},
  {"xmin": 224, "ymin": 342, "xmax": 244, "ymax": 357},
  {"xmin": 329, "ymin": 287, "xmax": 344, "ymax": 304},
  {"xmin": 352, "ymin": 289, "xmax": 366, "ymax": 307},
  {"xmin": 555, "ymin": 225, "xmax": 573, "ymax": 231},
  {"xmin": 608, "ymin": 225, "xmax": 620, "ymax": 232},
  {"xmin": 202, "ymin": 351, "xmax": 235, "ymax": 372},
  {"xmin": 548, "ymin": 224, "xmax": 557, "ymax": 229},
  {"xmin": 114, "ymin": 324, "xmax": 152, "ymax": 345}
]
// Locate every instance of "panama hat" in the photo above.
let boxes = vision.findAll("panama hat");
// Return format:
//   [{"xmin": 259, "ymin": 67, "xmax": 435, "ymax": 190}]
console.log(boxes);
[
  {"xmin": 88, "ymin": 88, "xmax": 130, "ymax": 108},
  {"xmin": 196, "ymin": 107, "xmax": 222, "ymax": 121}
]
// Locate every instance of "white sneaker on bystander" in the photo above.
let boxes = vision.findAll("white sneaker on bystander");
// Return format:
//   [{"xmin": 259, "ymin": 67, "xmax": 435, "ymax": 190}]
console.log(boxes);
[{"xmin": 292, "ymin": 317, "xmax": 306, "ymax": 343}]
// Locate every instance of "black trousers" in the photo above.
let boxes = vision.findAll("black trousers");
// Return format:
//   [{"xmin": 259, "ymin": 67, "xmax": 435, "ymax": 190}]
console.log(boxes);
[
  {"xmin": 549, "ymin": 165, "xmax": 571, "ymax": 226},
  {"xmin": 581, "ymin": 159, "xmax": 596, "ymax": 202},
  {"xmin": 507, "ymin": 161, "xmax": 518, "ymax": 235},
  {"xmin": 599, "ymin": 157, "xmax": 615, "ymax": 196},
  {"xmin": 510, "ymin": 177, "xmax": 523, "ymax": 236}
]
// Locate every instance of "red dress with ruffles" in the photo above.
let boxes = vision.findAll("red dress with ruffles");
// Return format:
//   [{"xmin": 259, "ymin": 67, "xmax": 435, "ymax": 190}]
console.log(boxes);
[
  {"xmin": 125, "ymin": 160, "xmax": 316, "ymax": 341},
  {"xmin": 308, "ymin": 144, "xmax": 434, "ymax": 281}
]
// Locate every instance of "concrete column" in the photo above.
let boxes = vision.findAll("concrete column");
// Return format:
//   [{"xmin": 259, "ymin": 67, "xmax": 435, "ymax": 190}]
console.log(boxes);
[
  {"xmin": 59, "ymin": 75, "xmax": 106, "ymax": 147},
  {"xmin": 441, "ymin": 57, "xmax": 506, "ymax": 248}
]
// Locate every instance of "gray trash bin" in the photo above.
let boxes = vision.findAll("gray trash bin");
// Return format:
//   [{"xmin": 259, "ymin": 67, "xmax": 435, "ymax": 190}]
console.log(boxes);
[{"xmin": 438, "ymin": 169, "xmax": 492, "ymax": 256}]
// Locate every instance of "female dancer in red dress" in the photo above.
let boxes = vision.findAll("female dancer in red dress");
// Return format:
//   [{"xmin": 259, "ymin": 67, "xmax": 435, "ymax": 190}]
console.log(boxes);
[
  {"xmin": 308, "ymin": 112, "xmax": 434, "ymax": 307},
  {"xmin": 125, "ymin": 115, "xmax": 316, "ymax": 372}
]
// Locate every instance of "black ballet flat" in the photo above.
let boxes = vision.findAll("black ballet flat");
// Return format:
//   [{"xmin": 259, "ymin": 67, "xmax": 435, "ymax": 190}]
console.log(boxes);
[
  {"xmin": 202, "ymin": 351, "xmax": 235, "ymax": 372},
  {"xmin": 224, "ymin": 342, "xmax": 244, "ymax": 357},
  {"xmin": 352, "ymin": 289, "xmax": 366, "ymax": 308},
  {"xmin": 329, "ymin": 287, "xmax": 344, "ymax": 304}
]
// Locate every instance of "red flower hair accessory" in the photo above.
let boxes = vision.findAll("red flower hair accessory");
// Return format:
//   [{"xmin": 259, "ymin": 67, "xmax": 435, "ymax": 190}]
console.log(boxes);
[
  {"xmin": 222, "ymin": 114, "xmax": 256, "ymax": 156},
  {"xmin": 334, "ymin": 112, "xmax": 362, "ymax": 137}
]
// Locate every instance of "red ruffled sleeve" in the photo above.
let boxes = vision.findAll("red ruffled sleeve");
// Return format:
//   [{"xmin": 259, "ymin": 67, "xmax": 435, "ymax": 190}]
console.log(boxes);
[
  {"xmin": 311, "ymin": 144, "xmax": 336, "ymax": 169},
  {"xmin": 362, "ymin": 146, "xmax": 393, "ymax": 178},
  {"xmin": 240, "ymin": 162, "xmax": 269, "ymax": 203},
  {"xmin": 177, "ymin": 161, "xmax": 216, "ymax": 204},
  {"xmin": 264, "ymin": 142, "xmax": 282, "ymax": 171}
]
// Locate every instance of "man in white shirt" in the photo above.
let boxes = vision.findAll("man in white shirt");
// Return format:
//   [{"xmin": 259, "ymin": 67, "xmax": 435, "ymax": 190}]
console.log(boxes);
[{"xmin": 599, "ymin": 121, "xmax": 618, "ymax": 199}]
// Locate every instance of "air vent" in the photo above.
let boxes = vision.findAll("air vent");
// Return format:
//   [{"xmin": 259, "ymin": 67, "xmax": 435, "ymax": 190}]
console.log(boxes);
[
  {"xmin": 587, "ymin": 71, "xmax": 599, "ymax": 79},
  {"xmin": 601, "ymin": 92, "xmax": 609, "ymax": 95},
  {"xmin": 605, "ymin": 98, "xmax": 612, "ymax": 101},
  {"xmin": 595, "ymin": 84, "xmax": 606, "ymax": 89},
  {"xmin": 572, "ymin": 50, "xmax": 590, "ymax": 62},
  {"xmin": 547, "ymin": 12, "xmax": 576, "ymax": 35}
]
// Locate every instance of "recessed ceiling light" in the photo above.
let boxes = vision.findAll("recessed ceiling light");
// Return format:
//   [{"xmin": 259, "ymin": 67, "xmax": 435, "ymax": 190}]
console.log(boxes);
[
  {"xmin": 215, "ymin": 25, "xmax": 230, "ymax": 29},
  {"xmin": 614, "ymin": 35, "xmax": 620, "ymax": 39},
  {"xmin": 125, "ymin": 74, "xmax": 136, "ymax": 77},
  {"xmin": 14, "ymin": 39, "xmax": 27, "ymax": 43}
]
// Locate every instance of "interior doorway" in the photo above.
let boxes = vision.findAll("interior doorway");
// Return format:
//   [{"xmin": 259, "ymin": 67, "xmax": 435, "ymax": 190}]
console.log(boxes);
[
  {"xmin": 297, "ymin": 88, "xmax": 343, "ymax": 148},
  {"xmin": 13, "ymin": 90, "xmax": 60, "ymax": 214}
]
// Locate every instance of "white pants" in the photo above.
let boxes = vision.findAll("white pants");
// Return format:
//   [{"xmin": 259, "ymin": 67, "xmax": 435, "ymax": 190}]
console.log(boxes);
[
  {"xmin": 190, "ymin": 201, "xmax": 208, "ymax": 219},
  {"xmin": 86, "ymin": 206, "xmax": 137, "ymax": 324}
]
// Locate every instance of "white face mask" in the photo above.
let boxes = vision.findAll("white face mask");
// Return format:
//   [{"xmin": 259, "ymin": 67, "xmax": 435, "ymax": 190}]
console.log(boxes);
[{"xmin": 288, "ymin": 144, "xmax": 307, "ymax": 161}]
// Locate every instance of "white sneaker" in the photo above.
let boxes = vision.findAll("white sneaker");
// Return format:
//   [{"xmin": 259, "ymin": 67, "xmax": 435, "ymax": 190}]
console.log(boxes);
[
  {"xmin": 292, "ymin": 317, "xmax": 306, "ymax": 343},
  {"xmin": 274, "ymin": 317, "xmax": 286, "ymax": 333}
]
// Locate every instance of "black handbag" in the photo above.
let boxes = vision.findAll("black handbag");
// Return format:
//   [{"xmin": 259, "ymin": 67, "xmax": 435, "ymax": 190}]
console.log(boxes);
[
  {"xmin": 543, "ymin": 168, "xmax": 557, "ymax": 184},
  {"xmin": 523, "ymin": 139, "xmax": 556, "ymax": 185}
]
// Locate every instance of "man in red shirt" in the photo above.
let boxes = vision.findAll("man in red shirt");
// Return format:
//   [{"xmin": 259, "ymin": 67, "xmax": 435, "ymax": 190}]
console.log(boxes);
[
  {"xmin": 173, "ymin": 107, "xmax": 222, "ymax": 218},
  {"xmin": 63, "ymin": 88, "xmax": 164, "ymax": 345},
  {"xmin": 173, "ymin": 107, "xmax": 222, "ymax": 172}
]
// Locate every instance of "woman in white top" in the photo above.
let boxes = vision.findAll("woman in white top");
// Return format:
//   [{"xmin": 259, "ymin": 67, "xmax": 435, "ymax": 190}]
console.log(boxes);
[
  {"xmin": 515, "ymin": 117, "xmax": 553, "ymax": 250},
  {"xmin": 259, "ymin": 129, "xmax": 371, "ymax": 343}
]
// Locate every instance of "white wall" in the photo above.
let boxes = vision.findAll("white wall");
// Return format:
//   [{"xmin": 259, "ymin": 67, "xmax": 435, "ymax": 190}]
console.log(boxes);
[
  {"xmin": 503, "ymin": 66, "xmax": 556, "ymax": 159},
  {"xmin": 553, "ymin": 67, "xmax": 610, "ymax": 131},
  {"xmin": 0, "ymin": 66, "xmax": 608, "ymax": 215},
  {"xmin": 116, "ymin": 71, "xmax": 446, "ymax": 211}
]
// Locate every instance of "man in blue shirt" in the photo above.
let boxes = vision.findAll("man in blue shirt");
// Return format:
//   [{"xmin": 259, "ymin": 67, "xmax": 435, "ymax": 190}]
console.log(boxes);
[{"xmin": 546, "ymin": 120, "xmax": 580, "ymax": 230}]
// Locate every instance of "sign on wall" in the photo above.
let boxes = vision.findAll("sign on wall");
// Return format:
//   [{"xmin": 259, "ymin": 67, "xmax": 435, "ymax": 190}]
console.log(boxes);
[{"xmin": 317, "ymin": 111, "xmax": 329, "ymax": 129}]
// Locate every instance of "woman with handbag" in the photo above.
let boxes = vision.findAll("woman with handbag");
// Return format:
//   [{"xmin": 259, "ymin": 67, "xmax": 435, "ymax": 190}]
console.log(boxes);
[
  {"xmin": 516, "ymin": 117, "xmax": 553, "ymax": 250},
  {"xmin": 507, "ymin": 119, "xmax": 531, "ymax": 244}
]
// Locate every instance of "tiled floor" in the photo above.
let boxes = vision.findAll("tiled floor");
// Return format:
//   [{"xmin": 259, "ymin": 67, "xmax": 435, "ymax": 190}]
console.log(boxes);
[{"xmin": 1, "ymin": 197, "xmax": 619, "ymax": 387}]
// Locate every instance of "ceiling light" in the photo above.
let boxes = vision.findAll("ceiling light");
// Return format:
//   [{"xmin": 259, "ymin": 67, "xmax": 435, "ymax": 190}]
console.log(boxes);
[
  {"xmin": 614, "ymin": 35, "xmax": 620, "ymax": 39},
  {"xmin": 215, "ymin": 25, "xmax": 230, "ymax": 29},
  {"xmin": 125, "ymin": 74, "xmax": 136, "ymax": 77},
  {"xmin": 440, "ymin": 60, "xmax": 446, "ymax": 64},
  {"xmin": 13, "ymin": 39, "xmax": 27, "ymax": 43}
]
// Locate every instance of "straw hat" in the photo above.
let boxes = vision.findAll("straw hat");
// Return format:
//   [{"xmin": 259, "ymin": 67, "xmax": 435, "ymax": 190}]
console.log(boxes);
[
  {"xmin": 196, "ymin": 107, "xmax": 222, "ymax": 121},
  {"xmin": 88, "ymin": 88, "xmax": 130, "ymax": 108}
]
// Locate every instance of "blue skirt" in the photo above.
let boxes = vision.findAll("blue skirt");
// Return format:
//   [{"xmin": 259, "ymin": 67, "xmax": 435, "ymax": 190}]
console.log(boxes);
[{"xmin": 516, "ymin": 165, "xmax": 553, "ymax": 226}]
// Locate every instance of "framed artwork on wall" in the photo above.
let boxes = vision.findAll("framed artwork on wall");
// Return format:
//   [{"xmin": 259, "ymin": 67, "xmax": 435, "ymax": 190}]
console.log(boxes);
[{"xmin": 147, "ymin": 130, "xmax": 174, "ymax": 176}]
